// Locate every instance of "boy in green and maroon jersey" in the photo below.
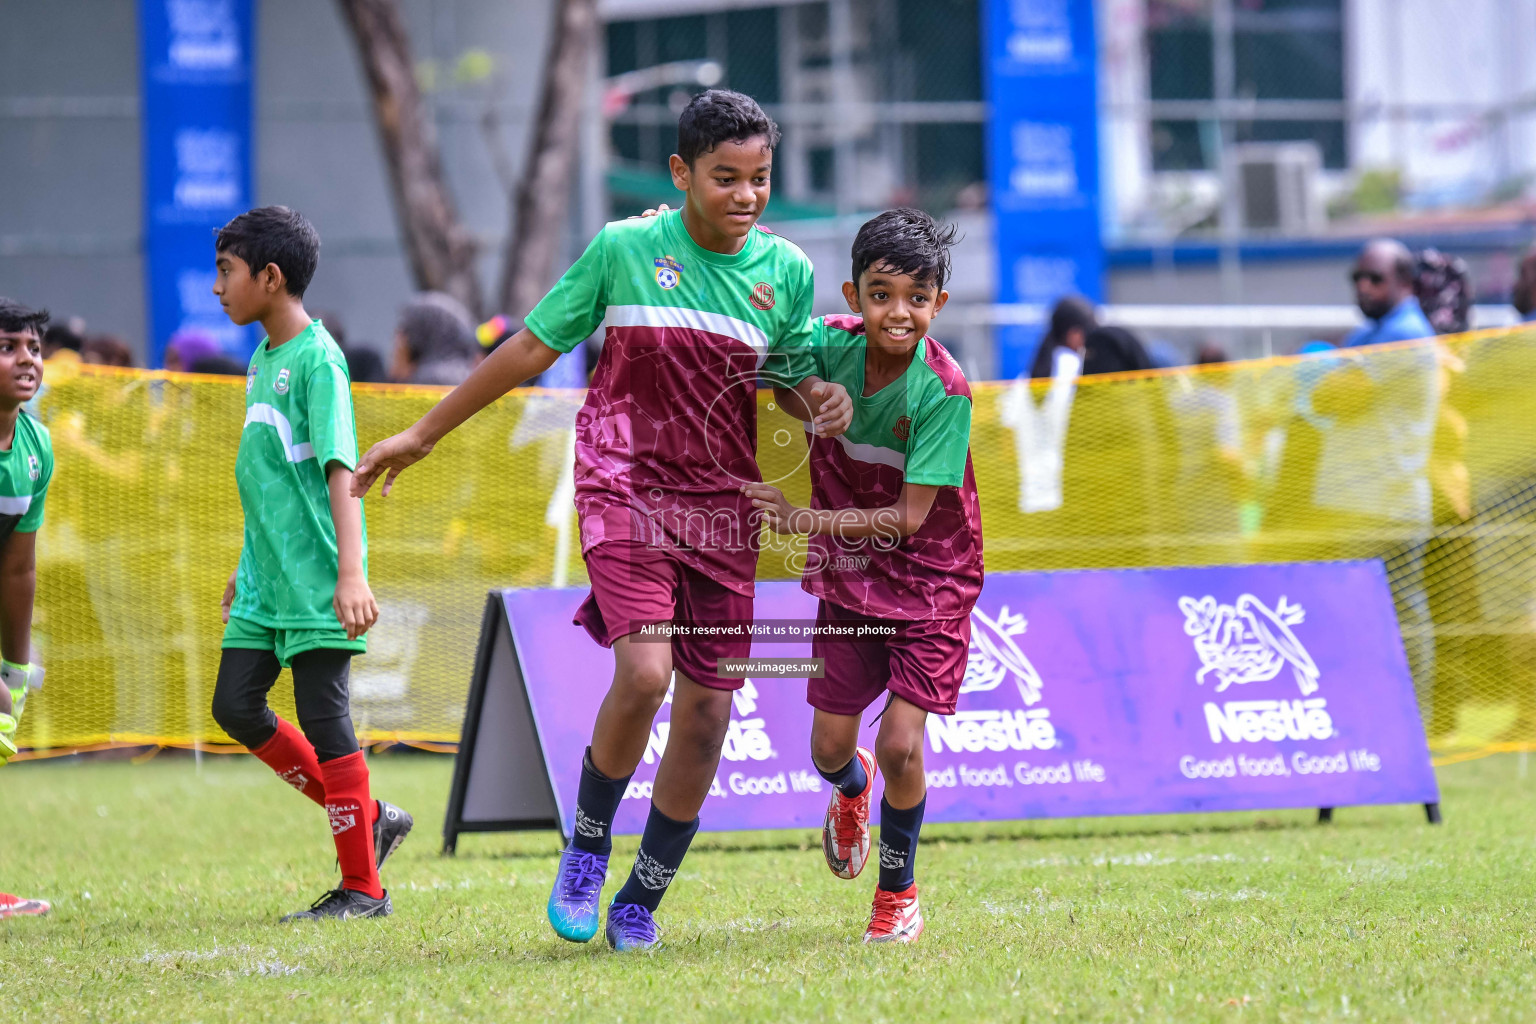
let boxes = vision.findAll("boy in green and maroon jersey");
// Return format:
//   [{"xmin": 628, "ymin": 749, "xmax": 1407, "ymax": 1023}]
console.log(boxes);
[
  {"xmin": 352, "ymin": 91, "xmax": 852, "ymax": 951},
  {"xmin": 0, "ymin": 297, "xmax": 55, "ymax": 920},
  {"xmin": 744, "ymin": 209, "xmax": 984, "ymax": 944},
  {"xmin": 210, "ymin": 206, "xmax": 413, "ymax": 923}
]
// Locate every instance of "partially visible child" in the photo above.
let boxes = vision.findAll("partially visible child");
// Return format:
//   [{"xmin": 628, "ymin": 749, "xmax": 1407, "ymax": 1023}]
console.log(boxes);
[
  {"xmin": 0, "ymin": 297, "xmax": 52, "ymax": 766},
  {"xmin": 209, "ymin": 206, "xmax": 412, "ymax": 922},
  {"xmin": 0, "ymin": 297, "xmax": 56, "ymax": 919},
  {"xmin": 743, "ymin": 209, "xmax": 983, "ymax": 943}
]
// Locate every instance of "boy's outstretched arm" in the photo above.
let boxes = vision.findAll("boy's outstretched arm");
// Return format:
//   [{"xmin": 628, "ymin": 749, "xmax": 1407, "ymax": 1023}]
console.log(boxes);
[
  {"xmin": 0, "ymin": 531, "xmax": 34, "ymax": 717},
  {"xmin": 743, "ymin": 481, "xmax": 938, "ymax": 539},
  {"xmin": 329, "ymin": 463, "xmax": 380, "ymax": 640},
  {"xmin": 0, "ymin": 531, "xmax": 36, "ymax": 669},
  {"xmin": 352, "ymin": 329, "xmax": 561, "ymax": 497},
  {"xmin": 773, "ymin": 378, "xmax": 852, "ymax": 438}
]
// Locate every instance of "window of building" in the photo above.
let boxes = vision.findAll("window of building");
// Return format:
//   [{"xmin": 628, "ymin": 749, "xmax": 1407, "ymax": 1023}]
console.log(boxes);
[
  {"xmin": 605, "ymin": 0, "xmax": 983, "ymax": 218},
  {"xmin": 1147, "ymin": 0, "xmax": 1346, "ymax": 172}
]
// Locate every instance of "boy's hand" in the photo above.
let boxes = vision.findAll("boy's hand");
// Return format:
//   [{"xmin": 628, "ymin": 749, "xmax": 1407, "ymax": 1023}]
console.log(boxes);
[
  {"xmin": 742, "ymin": 482, "xmax": 810, "ymax": 535},
  {"xmin": 334, "ymin": 573, "xmax": 380, "ymax": 641},
  {"xmin": 221, "ymin": 570, "xmax": 237, "ymax": 624},
  {"xmin": 629, "ymin": 204, "xmax": 670, "ymax": 219},
  {"xmin": 353, "ymin": 428, "xmax": 435, "ymax": 498},
  {"xmin": 810, "ymin": 381, "xmax": 853, "ymax": 437}
]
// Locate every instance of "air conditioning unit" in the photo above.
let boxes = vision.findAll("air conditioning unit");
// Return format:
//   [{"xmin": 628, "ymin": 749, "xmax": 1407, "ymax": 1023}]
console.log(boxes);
[{"xmin": 1232, "ymin": 142, "xmax": 1323, "ymax": 234}]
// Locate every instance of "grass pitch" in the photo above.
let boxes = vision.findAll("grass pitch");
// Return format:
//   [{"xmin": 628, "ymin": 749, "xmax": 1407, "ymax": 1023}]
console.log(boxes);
[{"xmin": 2, "ymin": 752, "xmax": 1533, "ymax": 1023}]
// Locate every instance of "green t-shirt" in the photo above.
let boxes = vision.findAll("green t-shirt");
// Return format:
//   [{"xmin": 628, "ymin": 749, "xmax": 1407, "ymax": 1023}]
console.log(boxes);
[
  {"xmin": 0, "ymin": 411, "xmax": 54, "ymax": 543},
  {"xmin": 524, "ymin": 211, "xmax": 817, "ymax": 388},
  {"xmin": 522, "ymin": 211, "xmax": 817, "ymax": 592},
  {"xmin": 810, "ymin": 316, "xmax": 972, "ymax": 486},
  {"xmin": 802, "ymin": 315, "xmax": 983, "ymax": 620},
  {"xmin": 232, "ymin": 321, "xmax": 366, "ymax": 630}
]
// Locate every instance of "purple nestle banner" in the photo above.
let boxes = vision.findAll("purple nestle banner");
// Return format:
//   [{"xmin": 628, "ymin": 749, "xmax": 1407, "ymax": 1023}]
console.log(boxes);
[{"xmin": 501, "ymin": 562, "xmax": 1438, "ymax": 835}]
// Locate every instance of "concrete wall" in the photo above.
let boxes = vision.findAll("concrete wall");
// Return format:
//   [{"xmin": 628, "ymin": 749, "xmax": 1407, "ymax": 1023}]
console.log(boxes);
[
  {"xmin": 0, "ymin": 1, "xmax": 145, "ymax": 349},
  {"xmin": 1349, "ymin": 0, "xmax": 1536, "ymax": 202},
  {"xmin": 0, "ymin": 0, "xmax": 556, "ymax": 362}
]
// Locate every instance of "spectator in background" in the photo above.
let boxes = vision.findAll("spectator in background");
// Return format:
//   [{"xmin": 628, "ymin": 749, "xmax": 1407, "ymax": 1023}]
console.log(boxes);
[
  {"xmin": 163, "ymin": 331, "xmax": 222, "ymax": 373},
  {"xmin": 1344, "ymin": 239, "xmax": 1434, "ymax": 347},
  {"xmin": 391, "ymin": 292, "xmax": 478, "ymax": 386},
  {"xmin": 314, "ymin": 309, "xmax": 390, "ymax": 384},
  {"xmin": 81, "ymin": 335, "xmax": 134, "ymax": 367},
  {"xmin": 187, "ymin": 354, "xmax": 246, "ymax": 376},
  {"xmin": 1413, "ymin": 248, "xmax": 1472, "ymax": 335},
  {"xmin": 1511, "ymin": 247, "xmax": 1536, "ymax": 323},
  {"xmin": 1195, "ymin": 342, "xmax": 1229, "ymax": 365},
  {"xmin": 1081, "ymin": 325, "xmax": 1153, "ymax": 375},
  {"xmin": 42, "ymin": 323, "xmax": 82, "ymax": 365},
  {"xmin": 1030, "ymin": 296, "xmax": 1096, "ymax": 378},
  {"xmin": 1029, "ymin": 296, "xmax": 1154, "ymax": 378},
  {"xmin": 346, "ymin": 347, "xmax": 388, "ymax": 384},
  {"xmin": 1300, "ymin": 237, "xmax": 1440, "ymax": 701}
]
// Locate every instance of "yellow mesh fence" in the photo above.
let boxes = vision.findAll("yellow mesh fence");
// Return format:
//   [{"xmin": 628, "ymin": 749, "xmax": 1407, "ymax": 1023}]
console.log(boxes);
[{"xmin": 15, "ymin": 327, "xmax": 1536, "ymax": 760}]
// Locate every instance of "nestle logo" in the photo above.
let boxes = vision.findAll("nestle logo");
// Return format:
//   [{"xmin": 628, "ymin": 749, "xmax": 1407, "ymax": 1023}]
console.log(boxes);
[
  {"xmin": 1204, "ymin": 699, "xmax": 1333, "ymax": 744},
  {"xmin": 926, "ymin": 708, "xmax": 1057, "ymax": 754}
]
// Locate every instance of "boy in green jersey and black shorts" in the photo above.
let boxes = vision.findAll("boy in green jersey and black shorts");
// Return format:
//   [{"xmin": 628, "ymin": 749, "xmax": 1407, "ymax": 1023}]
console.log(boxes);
[
  {"xmin": 0, "ymin": 297, "xmax": 55, "ymax": 919},
  {"xmin": 744, "ymin": 210, "xmax": 984, "ymax": 943},
  {"xmin": 210, "ymin": 206, "xmax": 412, "ymax": 922}
]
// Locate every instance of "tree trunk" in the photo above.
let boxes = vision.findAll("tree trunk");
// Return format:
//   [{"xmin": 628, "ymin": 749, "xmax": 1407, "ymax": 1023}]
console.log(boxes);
[
  {"xmin": 335, "ymin": 0, "xmax": 483, "ymax": 315},
  {"xmin": 497, "ymin": 0, "xmax": 600, "ymax": 319}
]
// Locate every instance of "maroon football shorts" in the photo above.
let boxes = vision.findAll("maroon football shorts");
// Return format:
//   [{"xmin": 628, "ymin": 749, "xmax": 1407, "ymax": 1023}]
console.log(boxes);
[
  {"xmin": 807, "ymin": 598, "xmax": 971, "ymax": 716},
  {"xmin": 574, "ymin": 539, "xmax": 753, "ymax": 691}
]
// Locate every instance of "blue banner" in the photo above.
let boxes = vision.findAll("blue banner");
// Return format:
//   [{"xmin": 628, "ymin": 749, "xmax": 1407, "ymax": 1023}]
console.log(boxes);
[
  {"xmin": 139, "ymin": 0, "xmax": 257, "ymax": 367},
  {"xmin": 986, "ymin": 0, "xmax": 1104, "ymax": 378},
  {"xmin": 500, "ymin": 562, "xmax": 1438, "ymax": 836}
]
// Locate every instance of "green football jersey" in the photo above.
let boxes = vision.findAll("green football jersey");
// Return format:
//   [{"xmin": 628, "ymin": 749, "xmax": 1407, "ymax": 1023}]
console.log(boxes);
[
  {"xmin": 803, "ymin": 315, "xmax": 983, "ymax": 620},
  {"xmin": 231, "ymin": 321, "xmax": 366, "ymax": 631},
  {"xmin": 0, "ymin": 411, "xmax": 54, "ymax": 543},
  {"xmin": 524, "ymin": 211, "xmax": 817, "ymax": 592}
]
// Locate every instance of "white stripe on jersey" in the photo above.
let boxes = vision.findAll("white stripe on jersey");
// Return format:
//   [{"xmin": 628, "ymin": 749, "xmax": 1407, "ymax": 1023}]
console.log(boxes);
[
  {"xmin": 244, "ymin": 403, "xmax": 316, "ymax": 463},
  {"xmin": 803, "ymin": 422, "xmax": 907, "ymax": 471},
  {"xmin": 0, "ymin": 494, "xmax": 31, "ymax": 516},
  {"xmin": 604, "ymin": 304, "xmax": 769, "ymax": 361}
]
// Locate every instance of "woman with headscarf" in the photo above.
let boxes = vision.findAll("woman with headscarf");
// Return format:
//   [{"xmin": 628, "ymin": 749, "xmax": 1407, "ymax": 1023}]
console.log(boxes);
[
  {"xmin": 391, "ymin": 292, "xmax": 479, "ymax": 386},
  {"xmin": 1029, "ymin": 295, "xmax": 1098, "ymax": 379}
]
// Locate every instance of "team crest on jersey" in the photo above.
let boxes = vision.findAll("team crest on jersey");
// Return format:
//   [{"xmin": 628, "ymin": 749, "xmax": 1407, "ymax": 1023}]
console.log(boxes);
[
  {"xmin": 893, "ymin": 416, "xmax": 911, "ymax": 442},
  {"xmin": 26, "ymin": 455, "xmax": 39, "ymax": 481},
  {"xmin": 751, "ymin": 282, "xmax": 775, "ymax": 310},
  {"xmin": 246, "ymin": 364, "xmax": 257, "ymax": 393},
  {"xmin": 273, "ymin": 368, "xmax": 290, "ymax": 395},
  {"xmin": 654, "ymin": 256, "xmax": 683, "ymax": 290}
]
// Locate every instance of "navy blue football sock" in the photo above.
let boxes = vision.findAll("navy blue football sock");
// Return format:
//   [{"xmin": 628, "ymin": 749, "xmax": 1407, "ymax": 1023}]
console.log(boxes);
[
  {"xmin": 877, "ymin": 794, "xmax": 926, "ymax": 892},
  {"xmin": 613, "ymin": 802, "xmax": 700, "ymax": 912},
  {"xmin": 571, "ymin": 747, "xmax": 630, "ymax": 855},
  {"xmin": 816, "ymin": 753, "xmax": 868, "ymax": 798}
]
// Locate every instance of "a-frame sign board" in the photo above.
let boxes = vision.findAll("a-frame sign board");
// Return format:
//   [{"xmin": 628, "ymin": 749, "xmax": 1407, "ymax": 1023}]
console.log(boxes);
[{"xmin": 442, "ymin": 592, "xmax": 563, "ymax": 853}]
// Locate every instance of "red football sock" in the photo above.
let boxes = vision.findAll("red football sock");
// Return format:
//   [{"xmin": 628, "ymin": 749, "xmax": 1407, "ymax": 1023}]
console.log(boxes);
[
  {"xmin": 250, "ymin": 718, "xmax": 326, "ymax": 807},
  {"xmin": 319, "ymin": 751, "xmax": 382, "ymax": 899}
]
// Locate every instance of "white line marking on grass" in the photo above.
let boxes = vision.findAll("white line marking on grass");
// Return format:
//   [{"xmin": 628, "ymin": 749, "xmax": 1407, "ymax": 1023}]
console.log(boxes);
[
  {"xmin": 982, "ymin": 888, "xmax": 1073, "ymax": 916},
  {"xmin": 1183, "ymin": 888, "xmax": 1271, "ymax": 902},
  {"xmin": 134, "ymin": 945, "xmax": 311, "ymax": 978}
]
